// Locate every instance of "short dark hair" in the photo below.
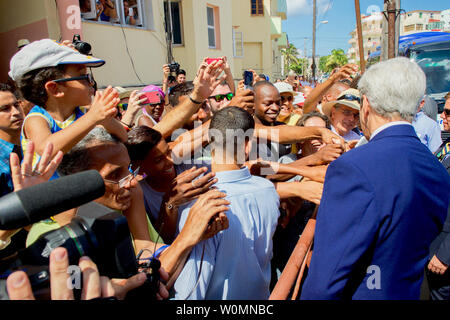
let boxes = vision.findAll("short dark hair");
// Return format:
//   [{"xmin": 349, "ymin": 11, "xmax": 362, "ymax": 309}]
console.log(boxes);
[
  {"xmin": 0, "ymin": 83, "xmax": 14, "ymax": 93},
  {"xmin": 297, "ymin": 111, "xmax": 331, "ymax": 129},
  {"xmin": 58, "ymin": 127, "xmax": 121, "ymax": 176},
  {"xmin": 169, "ymin": 81, "xmax": 194, "ymax": 106},
  {"xmin": 167, "ymin": 75, "xmax": 176, "ymax": 83},
  {"xmin": 176, "ymin": 69, "xmax": 186, "ymax": 76},
  {"xmin": 209, "ymin": 106, "xmax": 255, "ymax": 157},
  {"xmin": 253, "ymin": 80, "xmax": 276, "ymax": 92},
  {"xmin": 126, "ymin": 125, "xmax": 163, "ymax": 162},
  {"xmin": 253, "ymin": 80, "xmax": 278, "ymax": 104},
  {"xmin": 17, "ymin": 66, "xmax": 66, "ymax": 107}
]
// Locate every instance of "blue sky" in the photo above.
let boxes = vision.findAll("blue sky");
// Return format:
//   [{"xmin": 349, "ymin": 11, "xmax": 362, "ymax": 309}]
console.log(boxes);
[{"xmin": 283, "ymin": 0, "xmax": 450, "ymax": 57}]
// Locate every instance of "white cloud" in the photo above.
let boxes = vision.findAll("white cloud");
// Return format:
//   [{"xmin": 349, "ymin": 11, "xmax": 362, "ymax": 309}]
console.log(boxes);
[{"xmin": 287, "ymin": 0, "xmax": 333, "ymax": 17}]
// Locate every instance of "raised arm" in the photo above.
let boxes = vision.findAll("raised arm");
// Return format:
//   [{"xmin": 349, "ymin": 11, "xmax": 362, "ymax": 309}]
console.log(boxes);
[
  {"xmin": 303, "ymin": 64, "xmax": 359, "ymax": 114},
  {"xmin": 24, "ymin": 86, "xmax": 121, "ymax": 157},
  {"xmin": 254, "ymin": 124, "xmax": 345, "ymax": 148},
  {"xmin": 153, "ymin": 59, "xmax": 226, "ymax": 139}
]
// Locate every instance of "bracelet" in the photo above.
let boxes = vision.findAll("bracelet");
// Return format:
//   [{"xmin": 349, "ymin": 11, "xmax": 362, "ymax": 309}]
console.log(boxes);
[
  {"xmin": 189, "ymin": 95, "xmax": 203, "ymax": 105},
  {"xmin": 154, "ymin": 245, "xmax": 170, "ymax": 258}
]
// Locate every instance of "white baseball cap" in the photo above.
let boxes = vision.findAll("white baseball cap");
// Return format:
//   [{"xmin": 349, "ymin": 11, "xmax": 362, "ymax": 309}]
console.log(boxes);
[
  {"xmin": 9, "ymin": 39, "xmax": 105, "ymax": 81},
  {"xmin": 274, "ymin": 82, "xmax": 298, "ymax": 96}
]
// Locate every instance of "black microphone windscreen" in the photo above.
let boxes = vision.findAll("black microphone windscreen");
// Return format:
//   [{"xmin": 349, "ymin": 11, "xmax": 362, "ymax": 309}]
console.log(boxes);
[{"xmin": 0, "ymin": 170, "xmax": 105, "ymax": 230}]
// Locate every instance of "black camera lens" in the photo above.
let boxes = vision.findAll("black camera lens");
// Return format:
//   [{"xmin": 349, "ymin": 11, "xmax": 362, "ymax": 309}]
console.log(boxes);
[
  {"xmin": 74, "ymin": 42, "xmax": 92, "ymax": 55},
  {"xmin": 72, "ymin": 34, "xmax": 92, "ymax": 55}
]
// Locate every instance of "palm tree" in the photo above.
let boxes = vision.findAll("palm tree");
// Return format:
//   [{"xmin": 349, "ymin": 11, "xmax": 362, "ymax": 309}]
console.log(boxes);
[
  {"xmin": 281, "ymin": 44, "xmax": 300, "ymax": 74},
  {"xmin": 325, "ymin": 49, "xmax": 348, "ymax": 73}
]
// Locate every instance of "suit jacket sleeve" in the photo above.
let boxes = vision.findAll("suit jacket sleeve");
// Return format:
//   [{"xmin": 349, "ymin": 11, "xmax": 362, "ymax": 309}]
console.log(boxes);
[{"xmin": 301, "ymin": 157, "xmax": 380, "ymax": 299}]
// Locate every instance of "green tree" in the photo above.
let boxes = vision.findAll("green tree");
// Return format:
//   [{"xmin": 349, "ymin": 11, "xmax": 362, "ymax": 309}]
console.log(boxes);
[
  {"xmin": 318, "ymin": 55, "xmax": 329, "ymax": 73},
  {"xmin": 289, "ymin": 58, "xmax": 308, "ymax": 75},
  {"xmin": 324, "ymin": 49, "xmax": 348, "ymax": 73},
  {"xmin": 281, "ymin": 44, "xmax": 300, "ymax": 74}
]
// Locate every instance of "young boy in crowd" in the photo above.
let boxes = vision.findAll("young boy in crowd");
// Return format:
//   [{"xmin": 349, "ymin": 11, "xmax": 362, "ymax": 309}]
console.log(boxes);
[{"xmin": 8, "ymin": 39, "xmax": 127, "ymax": 170}]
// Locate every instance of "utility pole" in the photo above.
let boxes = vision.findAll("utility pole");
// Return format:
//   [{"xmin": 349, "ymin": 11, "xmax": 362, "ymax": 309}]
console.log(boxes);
[
  {"xmin": 382, "ymin": 0, "xmax": 401, "ymax": 60},
  {"xmin": 387, "ymin": 0, "xmax": 396, "ymax": 59},
  {"xmin": 354, "ymin": 0, "xmax": 366, "ymax": 73},
  {"xmin": 164, "ymin": 0, "xmax": 174, "ymax": 64},
  {"xmin": 303, "ymin": 37, "xmax": 308, "ymax": 77},
  {"xmin": 312, "ymin": 0, "xmax": 317, "ymax": 82}
]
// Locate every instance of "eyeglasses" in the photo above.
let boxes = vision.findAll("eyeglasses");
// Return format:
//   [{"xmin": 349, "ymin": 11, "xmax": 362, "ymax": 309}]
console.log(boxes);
[
  {"xmin": 53, "ymin": 74, "xmax": 96, "ymax": 87},
  {"xmin": 208, "ymin": 93, "xmax": 234, "ymax": 102},
  {"xmin": 337, "ymin": 94, "xmax": 361, "ymax": 104},
  {"xmin": 104, "ymin": 165, "xmax": 140, "ymax": 189},
  {"xmin": 118, "ymin": 103, "xmax": 128, "ymax": 111},
  {"xmin": 335, "ymin": 106, "xmax": 359, "ymax": 119},
  {"xmin": 443, "ymin": 109, "xmax": 450, "ymax": 116},
  {"xmin": 281, "ymin": 95, "xmax": 294, "ymax": 103}
]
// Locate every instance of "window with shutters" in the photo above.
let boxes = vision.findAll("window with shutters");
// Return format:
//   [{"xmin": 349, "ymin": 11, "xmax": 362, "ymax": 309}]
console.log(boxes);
[{"xmin": 251, "ymin": 0, "xmax": 264, "ymax": 16}]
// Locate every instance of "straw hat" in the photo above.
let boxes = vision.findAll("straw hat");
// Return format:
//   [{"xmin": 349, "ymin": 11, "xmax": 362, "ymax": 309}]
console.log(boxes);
[{"xmin": 322, "ymin": 88, "xmax": 361, "ymax": 117}]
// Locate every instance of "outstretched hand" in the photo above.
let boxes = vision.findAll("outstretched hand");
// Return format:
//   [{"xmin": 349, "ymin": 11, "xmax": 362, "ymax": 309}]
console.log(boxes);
[
  {"xmin": 167, "ymin": 166, "xmax": 217, "ymax": 207},
  {"xmin": 229, "ymin": 81, "xmax": 255, "ymax": 115},
  {"xmin": 10, "ymin": 141, "xmax": 63, "ymax": 191},
  {"xmin": 192, "ymin": 58, "xmax": 226, "ymax": 102},
  {"xmin": 179, "ymin": 189, "xmax": 230, "ymax": 246}
]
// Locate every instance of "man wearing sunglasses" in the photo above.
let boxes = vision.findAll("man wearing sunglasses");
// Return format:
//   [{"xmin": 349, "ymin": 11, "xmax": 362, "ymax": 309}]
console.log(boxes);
[
  {"xmin": 322, "ymin": 88, "xmax": 362, "ymax": 142},
  {"xmin": 427, "ymin": 91, "xmax": 450, "ymax": 300},
  {"xmin": 436, "ymin": 92, "xmax": 450, "ymax": 167},
  {"xmin": 205, "ymin": 82, "xmax": 234, "ymax": 114}
]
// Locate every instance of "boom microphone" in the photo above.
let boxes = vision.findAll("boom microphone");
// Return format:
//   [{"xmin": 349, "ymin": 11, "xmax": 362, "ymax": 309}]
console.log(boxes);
[{"xmin": 0, "ymin": 170, "xmax": 105, "ymax": 230}]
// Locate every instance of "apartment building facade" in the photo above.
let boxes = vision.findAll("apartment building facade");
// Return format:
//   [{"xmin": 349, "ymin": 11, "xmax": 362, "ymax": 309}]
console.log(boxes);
[
  {"xmin": 399, "ymin": 10, "xmax": 443, "ymax": 35},
  {"xmin": 347, "ymin": 13, "xmax": 383, "ymax": 64}
]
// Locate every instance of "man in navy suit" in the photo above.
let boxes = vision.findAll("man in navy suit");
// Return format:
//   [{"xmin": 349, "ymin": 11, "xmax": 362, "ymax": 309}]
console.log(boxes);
[{"xmin": 301, "ymin": 57, "xmax": 450, "ymax": 300}]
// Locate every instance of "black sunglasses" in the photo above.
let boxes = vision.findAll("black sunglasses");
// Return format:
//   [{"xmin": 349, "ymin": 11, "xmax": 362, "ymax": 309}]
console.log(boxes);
[
  {"xmin": 118, "ymin": 103, "xmax": 128, "ymax": 111},
  {"xmin": 208, "ymin": 93, "xmax": 234, "ymax": 102},
  {"xmin": 53, "ymin": 73, "xmax": 96, "ymax": 87},
  {"xmin": 443, "ymin": 109, "xmax": 450, "ymax": 116},
  {"xmin": 338, "ymin": 94, "xmax": 361, "ymax": 104}
]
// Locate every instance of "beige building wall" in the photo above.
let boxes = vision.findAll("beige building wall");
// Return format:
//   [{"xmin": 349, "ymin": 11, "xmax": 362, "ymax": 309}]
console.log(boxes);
[
  {"xmin": 231, "ymin": 0, "xmax": 287, "ymax": 81},
  {"xmin": 231, "ymin": 0, "xmax": 272, "ymax": 80},
  {"xmin": 0, "ymin": 0, "xmax": 59, "ymax": 83},
  {"xmin": 172, "ymin": 0, "xmax": 234, "ymax": 81}
]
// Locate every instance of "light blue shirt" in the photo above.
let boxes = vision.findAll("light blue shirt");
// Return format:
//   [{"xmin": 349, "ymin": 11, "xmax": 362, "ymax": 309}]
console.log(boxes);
[
  {"xmin": 412, "ymin": 110, "xmax": 442, "ymax": 153},
  {"xmin": 173, "ymin": 167, "xmax": 280, "ymax": 300}
]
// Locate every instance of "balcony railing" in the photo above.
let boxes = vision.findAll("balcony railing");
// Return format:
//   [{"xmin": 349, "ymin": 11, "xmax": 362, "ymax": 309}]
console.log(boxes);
[
  {"xmin": 277, "ymin": 0, "xmax": 287, "ymax": 20},
  {"xmin": 271, "ymin": 16, "xmax": 282, "ymax": 39}
]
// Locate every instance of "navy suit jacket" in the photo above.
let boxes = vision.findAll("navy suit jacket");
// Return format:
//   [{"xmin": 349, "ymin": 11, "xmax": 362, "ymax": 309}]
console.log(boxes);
[{"xmin": 301, "ymin": 124, "xmax": 450, "ymax": 300}]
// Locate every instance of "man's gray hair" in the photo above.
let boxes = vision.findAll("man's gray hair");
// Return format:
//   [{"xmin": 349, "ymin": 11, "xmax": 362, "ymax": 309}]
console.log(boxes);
[
  {"xmin": 58, "ymin": 127, "xmax": 120, "ymax": 176},
  {"xmin": 358, "ymin": 57, "xmax": 426, "ymax": 122}
]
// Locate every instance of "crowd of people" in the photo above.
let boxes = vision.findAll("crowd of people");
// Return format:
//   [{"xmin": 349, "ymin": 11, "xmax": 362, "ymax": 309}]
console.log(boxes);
[{"xmin": 0, "ymin": 37, "xmax": 449, "ymax": 301}]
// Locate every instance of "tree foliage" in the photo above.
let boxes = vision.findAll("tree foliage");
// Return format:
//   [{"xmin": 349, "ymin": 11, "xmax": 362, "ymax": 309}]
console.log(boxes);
[
  {"xmin": 318, "ymin": 49, "xmax": 348, "ymax": 74},
  {"xmin": 281, "ymin": 44, "xmax": 300, "ymax": 74}
]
